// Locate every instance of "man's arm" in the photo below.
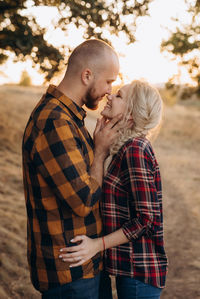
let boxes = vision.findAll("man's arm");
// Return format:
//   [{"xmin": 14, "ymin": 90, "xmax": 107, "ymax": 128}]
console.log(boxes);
[
  {"xmin": 33, "ymin": 115, "xmax": 122, "ymax": 217},
  {"xmin": 33, "ymin": 118, "xmax": 100, "ymax": 217}
]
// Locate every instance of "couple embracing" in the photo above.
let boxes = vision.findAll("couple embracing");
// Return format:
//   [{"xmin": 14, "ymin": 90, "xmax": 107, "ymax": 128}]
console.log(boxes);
[{"xmin": 22, "ymin": 39, "xmax": 168, "ymax": 299}]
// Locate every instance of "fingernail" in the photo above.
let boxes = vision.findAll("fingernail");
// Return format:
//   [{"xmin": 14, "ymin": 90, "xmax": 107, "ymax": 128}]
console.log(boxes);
[
  {"xmin": 70, "ymin": 239, "xmax": 74, "ymax": 242},
  {"xmin": 59, "ymin": 255, "xmax": 62, "ymax": 258},
  {"xmin": 60, "ymin": 249, "xmax": 63, "ymax": 252}
]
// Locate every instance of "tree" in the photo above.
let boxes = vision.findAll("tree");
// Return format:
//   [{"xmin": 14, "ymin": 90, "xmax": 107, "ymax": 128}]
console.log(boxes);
[
  {"xmin": 161, "ymin": 0, "xmax": 200, "ymax": 97},
  {"xmin": 0, "ymin": 0, "xmax": 152, "ymax": 80}
]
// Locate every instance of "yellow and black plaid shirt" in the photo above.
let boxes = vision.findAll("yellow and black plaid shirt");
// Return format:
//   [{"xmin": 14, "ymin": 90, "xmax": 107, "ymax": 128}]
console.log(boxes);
[{"xmin": 22, "ymin": 85, "xmax": 102, "ymax": 292}]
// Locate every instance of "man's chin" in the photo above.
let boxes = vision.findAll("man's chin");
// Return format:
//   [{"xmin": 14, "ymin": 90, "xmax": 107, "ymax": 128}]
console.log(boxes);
[
  {"xmin": 85, "ymin": 103, "xmax": 99, "ymax": 110},
  {"xmin": 85, "ymin": 98, "xmax": 101, "ymax": 110}
]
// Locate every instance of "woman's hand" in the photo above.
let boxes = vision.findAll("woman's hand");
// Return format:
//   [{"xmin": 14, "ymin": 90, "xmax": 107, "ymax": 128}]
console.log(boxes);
[
  {"xmin": 59, "ymin": 235, "xmax": 102, "ymax": 268},
  {"xmin": 93, "ymin": 116, "xmax": 108, "ymax": 139}
]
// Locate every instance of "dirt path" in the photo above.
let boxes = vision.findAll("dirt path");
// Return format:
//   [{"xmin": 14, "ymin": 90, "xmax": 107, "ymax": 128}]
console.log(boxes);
[
  {"xmin": 154, "ymin": 105, "xmax": 200, "ymax": 299},
  {"xmin": 161, "ymin": 178, "xmax": 200, "ymax": 299}
]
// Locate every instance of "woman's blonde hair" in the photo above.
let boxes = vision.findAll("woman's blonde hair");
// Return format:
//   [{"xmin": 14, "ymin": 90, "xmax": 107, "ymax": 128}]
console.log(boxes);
[{"xmin": 110, "ymin": 80, "xmax": 163, "ymax": 155}]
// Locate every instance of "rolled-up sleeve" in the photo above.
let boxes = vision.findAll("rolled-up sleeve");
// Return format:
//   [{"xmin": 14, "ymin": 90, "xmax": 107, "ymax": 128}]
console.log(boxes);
[
  {"xmin": 121, "ymin": 143, "xmax": 161, "ymax": 240},
  {"xmin": 32, "ymin": 118, "xmax": 101, "ymax": 217}
]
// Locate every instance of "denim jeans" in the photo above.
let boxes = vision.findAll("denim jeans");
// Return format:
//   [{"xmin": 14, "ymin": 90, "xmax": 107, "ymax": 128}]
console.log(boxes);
[
  {"xmin": 99, "ymin": 271, "xmax": 113, "ymax": 299},
  {"xmin": 42, "ymin": 273, "xmax": 100, "ymax": 299},
  {"xmin": 99, "ymin": 272, "xmax": 162, "ymax": 299}
]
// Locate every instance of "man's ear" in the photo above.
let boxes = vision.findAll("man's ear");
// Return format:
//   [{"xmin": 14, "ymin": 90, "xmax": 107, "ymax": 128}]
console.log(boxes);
[{"xmin": 81, "ymin": 68, "xmax": 93, "ymax": 85}]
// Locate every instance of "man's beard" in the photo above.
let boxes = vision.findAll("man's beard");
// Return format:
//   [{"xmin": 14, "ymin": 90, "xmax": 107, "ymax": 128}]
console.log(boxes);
[{"xmin": 85, "ymin": 86, "xmax": 99, "ymax": 110}]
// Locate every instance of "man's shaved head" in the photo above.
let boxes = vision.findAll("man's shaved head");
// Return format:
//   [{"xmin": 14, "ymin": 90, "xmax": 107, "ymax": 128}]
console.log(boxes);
[
  {"xmin": 58, "ymin": 39, "xmax": 119, "ymax": 110},
  {"xmin": 66, "ymin": 39, "xmax": 118, "ymax": 76}
]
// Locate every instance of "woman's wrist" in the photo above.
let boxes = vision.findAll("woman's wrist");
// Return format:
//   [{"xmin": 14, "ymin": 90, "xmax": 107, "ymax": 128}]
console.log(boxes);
[
  {"xmin": 95, "ymin": 237, "xmax": 104, "ymax": 252},
  {"xmin": 102, "ymin": 236, "xmax": 106, "ymax": 251}
]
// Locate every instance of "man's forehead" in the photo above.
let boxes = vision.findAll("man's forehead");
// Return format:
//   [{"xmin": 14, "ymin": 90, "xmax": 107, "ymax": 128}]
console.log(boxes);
[
  {"xmin": 96, "ymin": 58, "xmax": 119, "ymax": 81},
  {"xmin": 105, "ymin": 62, "xmax": 119, "ymax": 77},
  {"xmin": 105, "ymin": 73, "xmax": 118, "ymax": 82},
  {"xmin": 104, "ymin": 51, "xmax": 119, "ymax": 66}
]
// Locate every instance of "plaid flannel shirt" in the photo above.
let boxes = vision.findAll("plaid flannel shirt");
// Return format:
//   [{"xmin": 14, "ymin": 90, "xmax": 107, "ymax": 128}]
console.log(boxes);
[
  {"xmin": 101, "ymin": 137, "xmax": 168, "ymax": 288},
  {"xmin": 22, "ymin": 85, "xmax": 102, "ymax": 292}
]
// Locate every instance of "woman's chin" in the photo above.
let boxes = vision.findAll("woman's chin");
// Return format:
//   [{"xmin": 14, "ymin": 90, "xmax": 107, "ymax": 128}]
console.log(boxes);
[
  {"xmin": 100, "ymin": 110, "xmax": 107, "ymax": 117},
  {"xmin": 100, "ymin": 110, "xmax": 114, "ymax": 120}
]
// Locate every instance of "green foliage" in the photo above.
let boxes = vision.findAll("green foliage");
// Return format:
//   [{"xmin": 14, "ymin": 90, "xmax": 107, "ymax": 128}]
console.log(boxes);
[
  {"xmin": 19, "ymin": 70, "xmax": 32, "ymax": 86},
  {"xmin": 162, "ymin": 30, "xmax": 200, "ymax": 55},
  {"xmin": 0, "ymin": 0, "xmax": 152, "ymax": 80},
  {"xmin": 161, "ymin": 0, "xmax": 200, "ymax": 98}
]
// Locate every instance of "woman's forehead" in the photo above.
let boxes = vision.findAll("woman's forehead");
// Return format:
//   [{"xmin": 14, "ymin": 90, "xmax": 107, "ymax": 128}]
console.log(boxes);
[{"xmin": 120, "ymin": 84, "xmax": 131, "ymax": 93}]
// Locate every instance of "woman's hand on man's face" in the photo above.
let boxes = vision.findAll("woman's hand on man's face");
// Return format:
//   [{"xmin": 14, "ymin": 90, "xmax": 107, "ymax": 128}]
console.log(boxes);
[
  {"xmin": 93, "ymin": 113, "xmax": 123, "ymax": 159},
  {"xmin": 93, "ymin": 116, "xmax": 109, "ymax": 135}
]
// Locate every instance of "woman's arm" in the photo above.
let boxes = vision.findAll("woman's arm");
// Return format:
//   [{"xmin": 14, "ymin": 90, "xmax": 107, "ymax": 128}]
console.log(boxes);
[
  {"xmin": 120, "ymin": 140, "xmax": 162, "ymax": 241},
  {"xmin": 59, "ymin": 229, "xmax": 129, "ymax": 268},
  {"xmin": 59, "ymin": 140, "xmax": 161, "ymax": 267}
]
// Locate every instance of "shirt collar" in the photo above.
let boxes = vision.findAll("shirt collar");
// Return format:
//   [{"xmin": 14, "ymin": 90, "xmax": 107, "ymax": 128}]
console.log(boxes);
[{"xmin": 46, "ymin": 84, "xmax": 86, "ymax": 121}]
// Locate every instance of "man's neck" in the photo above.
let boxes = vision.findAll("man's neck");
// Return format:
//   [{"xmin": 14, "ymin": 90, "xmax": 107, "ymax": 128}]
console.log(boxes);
[{"xmin": 57, "ymin": 79, "xmax": 84, "ymax": 108}]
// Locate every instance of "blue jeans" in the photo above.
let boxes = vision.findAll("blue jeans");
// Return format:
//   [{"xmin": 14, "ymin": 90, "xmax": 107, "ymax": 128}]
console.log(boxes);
[
  {"xmin": 99, "ymin": 272, "xmax": 162, "ymax": 299},
  {"xmin": 99, "ymin": 271, "xmax": 113, "ymax": 299},
  {"xmin": 42, "ymin": 273, "xmax": 100, "ymax": 299}
]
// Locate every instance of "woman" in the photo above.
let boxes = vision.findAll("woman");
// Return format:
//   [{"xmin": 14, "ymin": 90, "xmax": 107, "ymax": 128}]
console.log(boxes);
[{"xmin": 59, "ymin": 80, "xmax": 168, "ymax": 299}]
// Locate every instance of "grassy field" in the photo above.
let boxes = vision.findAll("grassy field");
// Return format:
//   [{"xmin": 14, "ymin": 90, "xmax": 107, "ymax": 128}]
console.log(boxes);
[{"xmin": 0, "ymin": 85, "xmax": 200, "ymax": 298}]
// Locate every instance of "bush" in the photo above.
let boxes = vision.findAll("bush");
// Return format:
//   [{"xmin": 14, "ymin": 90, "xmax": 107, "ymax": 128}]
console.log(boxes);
[{"xmin": 19, "ymin": 70, "xmax": 32, "ymax": 86}]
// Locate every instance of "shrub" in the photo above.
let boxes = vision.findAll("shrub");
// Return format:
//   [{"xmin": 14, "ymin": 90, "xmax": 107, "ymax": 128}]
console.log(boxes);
[{"xmin": 19, "ymin": 70, "xmax": 32, "ymax": 86}]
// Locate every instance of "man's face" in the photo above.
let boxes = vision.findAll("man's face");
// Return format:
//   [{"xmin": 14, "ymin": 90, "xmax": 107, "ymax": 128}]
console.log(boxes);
[{"xmin": 84, "ymin": 59, "xmax": 119, "ymax": 110}]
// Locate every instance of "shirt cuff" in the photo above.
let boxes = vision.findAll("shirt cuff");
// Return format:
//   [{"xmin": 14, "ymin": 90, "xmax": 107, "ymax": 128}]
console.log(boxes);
[{"xmin": 122, "ymin": 219, "xmax": 146, "ymax": 241}]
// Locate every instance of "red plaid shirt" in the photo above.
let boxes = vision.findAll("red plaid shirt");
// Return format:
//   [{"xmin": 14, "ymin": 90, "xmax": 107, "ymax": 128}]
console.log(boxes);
[{"xmin": 101, "ymin": 137, "xmax": 168, "ymax": 288}]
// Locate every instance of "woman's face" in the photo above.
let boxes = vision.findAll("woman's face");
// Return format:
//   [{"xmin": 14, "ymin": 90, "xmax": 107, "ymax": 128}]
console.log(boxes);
[{"xmin": 101, "ymin": 84, "xmax": 130, "ymax": 119}]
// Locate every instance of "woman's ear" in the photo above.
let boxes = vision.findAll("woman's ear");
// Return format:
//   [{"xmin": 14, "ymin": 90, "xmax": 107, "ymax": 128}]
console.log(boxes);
[{"xmin": 81, "ymin": 68, "xmax": 93, "ymax": 85}]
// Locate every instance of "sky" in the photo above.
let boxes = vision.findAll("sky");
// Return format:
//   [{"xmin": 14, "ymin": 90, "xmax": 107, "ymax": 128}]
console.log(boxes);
[{"xmin": 0, "ymin": 0, "xmax": 193, "ymax": 86}]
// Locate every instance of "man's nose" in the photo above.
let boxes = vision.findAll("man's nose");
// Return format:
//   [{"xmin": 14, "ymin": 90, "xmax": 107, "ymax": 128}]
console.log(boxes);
[
  {"xmin": 107, "ymin": 94, "xmax": 112, "ymax": 100},
  {"xmin": 107, "ymin": 85, "xmax": 112, "ymax": 95}
]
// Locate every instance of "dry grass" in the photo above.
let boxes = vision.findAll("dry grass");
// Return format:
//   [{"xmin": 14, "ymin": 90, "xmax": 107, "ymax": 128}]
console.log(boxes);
[
  {"xmin": 0, "ymin": 85, "xmax": 45, "ymax": 299},
  {"xmin": 0, "ymin": 85, "xmax": 200, "ymax": 298}
]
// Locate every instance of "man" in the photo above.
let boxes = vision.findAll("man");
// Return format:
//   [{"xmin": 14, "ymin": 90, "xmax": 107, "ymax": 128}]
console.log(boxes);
[{"xmin": 22, "ymin": 39, "xmax": 121, "ymax": 299}]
